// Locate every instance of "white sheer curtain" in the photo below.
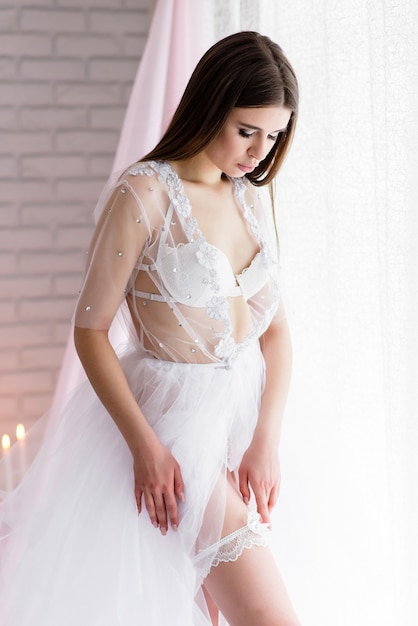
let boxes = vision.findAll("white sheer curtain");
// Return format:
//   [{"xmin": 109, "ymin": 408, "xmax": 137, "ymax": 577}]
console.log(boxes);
[{"xmin": 208, "ymin": 2, "xmax": 417, "ymax": 624}]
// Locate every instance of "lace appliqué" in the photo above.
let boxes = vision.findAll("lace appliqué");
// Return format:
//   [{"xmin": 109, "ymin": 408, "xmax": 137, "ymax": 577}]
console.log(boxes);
[
  {"xmin": 197, "ymin": 242, "xmax": 221, "ymax": 295},
  {"xmin": 193, "ymin": 511, "xmax": 271, "ymax": 579},
  {"xmin": 152, "ymin": 161, "xmax": 200, "ymax": 241},
  {"xmin": 206, "ymin": 296, "xmax": 229, "ymax": 321},
  {"xmin": 126, "ymin": 163, "xmax": 155, "ymax": 178},
  {"xmin": 196, "ymin": 242, "xmax": 218, "ymax": 268}
]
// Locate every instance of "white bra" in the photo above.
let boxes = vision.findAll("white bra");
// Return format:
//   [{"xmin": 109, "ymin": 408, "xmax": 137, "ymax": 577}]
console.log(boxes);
[
  {"xmin": 129, "ymin": 162, "xmax": 270, "ymax": 308},
  {"xmin": 132, "ymin": 239, "xmax": 269, "ymax": 307}
]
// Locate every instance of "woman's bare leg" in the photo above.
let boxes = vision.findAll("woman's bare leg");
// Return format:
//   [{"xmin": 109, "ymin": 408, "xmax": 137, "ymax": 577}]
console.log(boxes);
[
  {"xmin": 204, "ymin": 544, "xmax": 300, "ymax": 626},
  {"xmin": 202, "ymin": 474, "xmax": 301, "ymax": 626},
  {"xmin": 202, "ymin": 585, "xmax": 219, "ymax": 626}
]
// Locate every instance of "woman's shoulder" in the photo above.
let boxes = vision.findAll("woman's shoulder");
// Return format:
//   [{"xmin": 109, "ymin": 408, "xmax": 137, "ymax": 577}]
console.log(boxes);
[
  {"xmin": 117, "ymin": 160, "xmax": 182, "ymax": 202},
  {"xmin": 120, "ymin": 160, "xmax": 163, "ymax": 188},
  {"xmin": 121, "ymin": 160, "xmax": 175, "ymax": 184},
  {"xmin": 90, "ymin": 161, "xmax": 171, "ymax": 232}
]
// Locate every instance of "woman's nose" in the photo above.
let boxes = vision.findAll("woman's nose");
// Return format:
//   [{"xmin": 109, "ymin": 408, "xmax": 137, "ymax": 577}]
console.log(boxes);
[{"xmin": 248, "ymin": 138, "xmax": 268, "ymax": 161}]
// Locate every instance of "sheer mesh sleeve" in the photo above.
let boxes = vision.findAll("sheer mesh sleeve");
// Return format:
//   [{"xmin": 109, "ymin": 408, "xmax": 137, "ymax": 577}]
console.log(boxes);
[
  {"xmin": 242, "ymin": 182, "xmax": 287, "ymax": 325},
  {"xmin": 74, "ymin": 178, "xmax": 152, "ymax": 331},
  {"xmin": 263, "ymin": 186, "xmax": 287, "ymax": 323}
]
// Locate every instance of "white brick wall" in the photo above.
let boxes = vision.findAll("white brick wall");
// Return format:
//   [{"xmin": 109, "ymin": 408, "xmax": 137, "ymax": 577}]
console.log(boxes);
[{"xmin": 0, "ymin": 0, "xmax": 151, "ymax": 438}]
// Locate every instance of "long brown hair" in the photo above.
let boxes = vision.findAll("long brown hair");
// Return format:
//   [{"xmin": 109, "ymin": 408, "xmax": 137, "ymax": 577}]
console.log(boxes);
[{"xmin": 142, "ymin": 31, "xmax": 299, "ymax": 186}]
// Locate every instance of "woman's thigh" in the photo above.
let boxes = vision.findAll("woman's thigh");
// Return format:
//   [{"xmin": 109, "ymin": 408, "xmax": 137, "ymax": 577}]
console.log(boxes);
[{"xmin": 203, "ymin": 475, "xmax": 301, "ymax": 626}]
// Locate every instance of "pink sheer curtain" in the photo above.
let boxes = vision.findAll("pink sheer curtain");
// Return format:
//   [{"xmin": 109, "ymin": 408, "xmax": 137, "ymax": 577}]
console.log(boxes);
[
  {"xmin": 51, "ymin": 0, "xmax": 206, "ymax": 413},
  {"xmin": 113, "ymin": 0, "xmax": 206, "ymax": 172}
]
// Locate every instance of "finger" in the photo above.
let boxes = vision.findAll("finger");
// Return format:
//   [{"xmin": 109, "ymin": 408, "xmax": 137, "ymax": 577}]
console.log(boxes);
[
  {"xmin": 238, "ymin": 469, "xmax": 250, "ymax": 505},
  {"xmin": 144, "ymin": 491, "xmax": 159, "ymax": 529},
  {"xmin": 135, "ymin": 487, "xmax": 143, "ymax": 514},
  {"xmin": 268, "ymin": 484, "xmax": 279, "ymax": 512},
  {"xmin": 164, "ymin": 492, "xmax": 179, "ymax": 531},
  {"xmin": 153, "ymin": 492, "xmax": 168, "ymax": 536},
  {"xmin": 254, "ymin": 485, "xmax": 270, "ymax": 524},
  {"xmin": 174, "ymin": 466, "xmax": 185, "ymax": 504}
]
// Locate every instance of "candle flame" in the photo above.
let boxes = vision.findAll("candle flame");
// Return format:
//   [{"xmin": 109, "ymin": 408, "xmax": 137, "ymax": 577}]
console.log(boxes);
[
  {"xmin": 1, "ymin": 434, "xmax": 11, "ymax": 451},
  {"xmin": 16, "ymin": 423, "xmax": 26, "ymax": 441}
]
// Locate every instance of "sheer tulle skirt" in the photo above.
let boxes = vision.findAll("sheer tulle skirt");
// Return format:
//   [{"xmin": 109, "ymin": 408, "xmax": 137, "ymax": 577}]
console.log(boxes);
[{"xmin": 0, "ymin": 339, "xmax": 265, "ymax": 625}]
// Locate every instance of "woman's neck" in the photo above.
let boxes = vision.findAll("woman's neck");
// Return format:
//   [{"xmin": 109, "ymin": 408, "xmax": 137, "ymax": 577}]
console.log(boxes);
[{"xmin": 169, "ymin": 153, "xmax": 223, "ymax": 187}]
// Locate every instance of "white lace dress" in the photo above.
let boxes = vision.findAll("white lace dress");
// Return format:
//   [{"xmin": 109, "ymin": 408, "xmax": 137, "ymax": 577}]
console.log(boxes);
[{"xmin": 0, "ymin": 161, "xmax": 284, "ymax": 626}]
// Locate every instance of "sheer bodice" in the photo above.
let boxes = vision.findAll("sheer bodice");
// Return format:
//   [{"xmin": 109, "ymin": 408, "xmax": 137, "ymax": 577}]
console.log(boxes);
[{"xmin": 74, "ymin": 161, "xmax": 283, "ymax": 367}]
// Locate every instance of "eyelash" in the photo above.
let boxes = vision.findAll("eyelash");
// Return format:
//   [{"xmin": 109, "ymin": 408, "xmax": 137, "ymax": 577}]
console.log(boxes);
[{"xmin": 239, "ymin": 129, "xmax": 279, "ymax": 141}]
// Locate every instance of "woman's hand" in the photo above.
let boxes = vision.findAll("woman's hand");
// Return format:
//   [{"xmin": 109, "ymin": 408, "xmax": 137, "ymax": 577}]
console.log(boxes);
[
  {"xmin": 238, "ymin": 438, "xmax": 281, "ymax": 525},
  {"xmin": 133, "ymin": 436, "xmax": 185, "ymax": 536}
]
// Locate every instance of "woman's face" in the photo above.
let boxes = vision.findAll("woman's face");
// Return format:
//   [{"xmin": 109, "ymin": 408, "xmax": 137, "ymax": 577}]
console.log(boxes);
[{"xmin": 204, "ymin": 106, "xmax": 292, "ymax": 178}]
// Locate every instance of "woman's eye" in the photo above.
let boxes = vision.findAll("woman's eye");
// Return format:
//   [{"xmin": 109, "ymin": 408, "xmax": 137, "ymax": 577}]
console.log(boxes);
[{"xmin": 239, "ymin": 129, "xmax": 282, "ymax": 141}]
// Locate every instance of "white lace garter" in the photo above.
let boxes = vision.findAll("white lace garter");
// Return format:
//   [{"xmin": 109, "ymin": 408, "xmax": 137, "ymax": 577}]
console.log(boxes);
[{"xmin": 193, "ymin": 511, "xmax": 272, "ymax": 579}]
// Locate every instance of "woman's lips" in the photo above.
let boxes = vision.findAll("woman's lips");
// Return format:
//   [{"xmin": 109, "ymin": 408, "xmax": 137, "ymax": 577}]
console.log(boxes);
[{"xmin": 237, "ymin": 163, "xmax": 255, "ymax": 173}]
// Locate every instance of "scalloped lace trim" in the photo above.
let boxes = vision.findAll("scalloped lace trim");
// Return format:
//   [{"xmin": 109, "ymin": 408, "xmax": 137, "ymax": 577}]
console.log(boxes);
[{"xmin": 193, "ymin": 511, "xmax": 271, "ymax": 579}]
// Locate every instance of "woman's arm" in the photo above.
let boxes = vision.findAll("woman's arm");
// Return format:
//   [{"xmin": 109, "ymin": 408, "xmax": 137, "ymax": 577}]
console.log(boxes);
[
  {"xmin": 73, "ymin": 177, "xmax": 184, "ymax": 535},
  {"xmin": 238, "ymin": 314, "xmax": 292, "ymax": 523},
  {"xmin": 74, "ymin": 326, "xmax": 185, "ymax": 535}
]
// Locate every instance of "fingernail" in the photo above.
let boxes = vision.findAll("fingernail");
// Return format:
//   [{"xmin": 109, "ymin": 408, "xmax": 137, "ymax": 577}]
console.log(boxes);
[
  {"xmin": 243, "ymin": 496, "xmax": 249, "ymax": 505},
  {"xmin": 152, "ymin": 521, "xmax": 158, "ymax": 528},
  {"xmin": 161, "ymin": 527, "xmax": 167, "ymax": 536},
  {"xmin": 172, "ymin": 524, "xmax": 178, "ymax": 531},
  {"xmin": 180, "ymin": 492, "xmax": 185, "ymax": 502}
]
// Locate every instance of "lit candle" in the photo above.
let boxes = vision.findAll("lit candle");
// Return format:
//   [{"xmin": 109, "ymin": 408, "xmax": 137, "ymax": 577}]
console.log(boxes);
[
  {"xmin": 16, "ymin": 423, "xmax": 27, "ymax": 480},
  {"xmin": 1, "ymin": 434, "xmax": 13, "ymax": 491}
]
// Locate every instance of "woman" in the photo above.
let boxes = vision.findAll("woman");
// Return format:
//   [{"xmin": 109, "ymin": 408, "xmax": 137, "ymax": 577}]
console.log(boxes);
[{"xmin": 0, "ymin": 32, "xmax": 300, "ymax": 626}]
